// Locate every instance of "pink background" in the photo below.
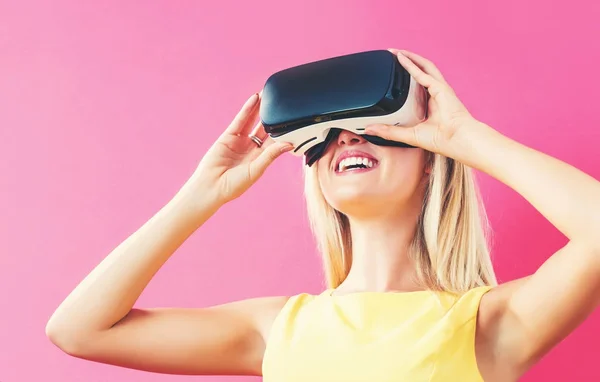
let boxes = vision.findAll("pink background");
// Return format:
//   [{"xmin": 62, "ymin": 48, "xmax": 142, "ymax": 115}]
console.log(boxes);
[{"xmin": 1, "ymin": 1, "xmax": 599, "ymax": 381}]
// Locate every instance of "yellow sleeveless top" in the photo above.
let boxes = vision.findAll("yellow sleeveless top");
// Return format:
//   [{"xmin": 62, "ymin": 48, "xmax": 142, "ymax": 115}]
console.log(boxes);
[{"xmin": 262, "ymin": 285, "xmax": 492, "ymax": 381}]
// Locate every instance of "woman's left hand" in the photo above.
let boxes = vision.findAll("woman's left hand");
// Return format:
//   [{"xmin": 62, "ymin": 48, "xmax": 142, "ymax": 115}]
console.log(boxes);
[{"xmin": 365, "ymin": 49, "xmax": 490, "ymax": 160}]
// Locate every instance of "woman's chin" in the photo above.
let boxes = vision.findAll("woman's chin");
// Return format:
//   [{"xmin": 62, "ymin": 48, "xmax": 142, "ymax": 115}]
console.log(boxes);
[{"xmin": 329, "ymin": 191, "xmax": 393, "ymax": 215}]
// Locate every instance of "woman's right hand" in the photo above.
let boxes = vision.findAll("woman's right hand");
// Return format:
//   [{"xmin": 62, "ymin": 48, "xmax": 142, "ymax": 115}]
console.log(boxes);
[{"xmin": 189, "ymin": 92, "xmax": 293, "ymax": 205}]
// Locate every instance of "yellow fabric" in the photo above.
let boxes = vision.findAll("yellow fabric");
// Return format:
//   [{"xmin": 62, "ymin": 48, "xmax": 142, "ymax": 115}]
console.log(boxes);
[{"xmin": 262, "ymin": 286, "xmax": 492, "ymax": 381}]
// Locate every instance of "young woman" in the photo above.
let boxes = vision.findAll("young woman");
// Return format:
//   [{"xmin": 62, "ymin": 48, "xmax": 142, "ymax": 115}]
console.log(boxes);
[{"xmin": 46, "ymin": 49, "xmax": 600, "ymax": 381}]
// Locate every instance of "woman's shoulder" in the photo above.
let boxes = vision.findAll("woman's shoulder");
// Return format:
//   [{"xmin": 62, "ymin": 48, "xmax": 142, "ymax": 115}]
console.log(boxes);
[{"xmin": 249, "ymin": 290, "xmax": 327, "ymax": 342}]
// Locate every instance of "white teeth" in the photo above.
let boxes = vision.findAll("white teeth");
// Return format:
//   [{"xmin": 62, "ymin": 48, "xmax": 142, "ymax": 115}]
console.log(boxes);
[{"xmin": 337, "ymin": 156, "xmax": 376, "ymax": 172}]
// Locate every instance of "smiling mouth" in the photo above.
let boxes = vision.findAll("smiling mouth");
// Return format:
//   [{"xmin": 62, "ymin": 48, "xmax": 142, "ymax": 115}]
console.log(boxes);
[{"xmin": 335, "ymin": 157, "xmax": 380, "ymax": 174}]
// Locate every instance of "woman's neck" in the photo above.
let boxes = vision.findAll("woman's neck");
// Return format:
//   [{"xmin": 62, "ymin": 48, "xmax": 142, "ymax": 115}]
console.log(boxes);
[{"xmin": 339, "ymin": 203, "xmax": 423, "ymax": 293}]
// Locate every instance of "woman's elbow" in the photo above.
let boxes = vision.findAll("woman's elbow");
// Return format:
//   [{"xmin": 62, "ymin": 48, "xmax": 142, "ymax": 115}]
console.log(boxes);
[{"xmin": 45, "ymin": 317, "xmax": 88, "ymax": 356}]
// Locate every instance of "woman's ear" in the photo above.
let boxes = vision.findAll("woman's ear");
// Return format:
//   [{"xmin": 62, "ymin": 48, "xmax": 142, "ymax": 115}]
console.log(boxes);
[
  {"xmin": 424, "ymin": 151, "xmax": 434, "ymax": 174},
  {"xmin": 424, "ymin": 161, "xmax": 432, "ymax": 175}
]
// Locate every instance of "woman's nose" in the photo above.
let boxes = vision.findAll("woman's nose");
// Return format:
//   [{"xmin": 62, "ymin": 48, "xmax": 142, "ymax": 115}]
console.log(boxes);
[{"xmin": 337, "ymin": 130, "xmax": 366, "ymax": 146}]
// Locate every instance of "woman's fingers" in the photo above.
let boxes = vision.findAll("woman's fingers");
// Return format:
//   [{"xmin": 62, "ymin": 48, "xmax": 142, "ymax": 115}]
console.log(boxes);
[
  {"xmin": 391, "ymin": 50, "xmax": 450, "ymax": 110},
  {"xmin": 248, "ymin": 141, "xmax": 294, "ymax": 181},
  {"xmin": 245, "ymin": 126, "xmax": 276, "ymax": 160},
  {"xmin": 259, "ymin": 134, "xmax": 278, "ymax": 150},
  {"xmin": 248, "ymin": 121, "xmax": 269, "ymax": 144},
  {"xmin": 365, "ymin": 123, "xmax": 420, "ymax": 147},
  {"xmin": 244, "ymin": 121, "xmax": 273, "ymax": 157},
  {"xmin": 395, "ymin": 51, "xmax": 438, "ymax": 89},
  {"xmin": 223, "ymin": 93, "xmax": 261, "ymax": 136},
  {"xmin": 391, "ymin": 49, "xmax": 448, "ymax": 85}
]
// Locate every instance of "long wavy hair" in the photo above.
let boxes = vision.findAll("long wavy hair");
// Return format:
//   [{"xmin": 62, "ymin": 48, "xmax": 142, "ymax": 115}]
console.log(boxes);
[{"xmin": 303, "ymin": 150, "xmax": 497, "ymax": 294}]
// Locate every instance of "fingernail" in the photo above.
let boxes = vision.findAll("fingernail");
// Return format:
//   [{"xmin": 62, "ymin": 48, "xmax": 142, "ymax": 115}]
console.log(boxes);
[
  {"xmin": 248, "ymin": 93, "xmax": 259, "ymax": 105},
  {"xmin": 280, "ymin": 144, "xmax": 294, "ymax": 153}
]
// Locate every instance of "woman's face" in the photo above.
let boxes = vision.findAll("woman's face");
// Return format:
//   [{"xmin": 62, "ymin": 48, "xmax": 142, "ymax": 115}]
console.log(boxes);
[{"xmin": 316, "ymin": 130, "xmax": 429, "ymax": 216}]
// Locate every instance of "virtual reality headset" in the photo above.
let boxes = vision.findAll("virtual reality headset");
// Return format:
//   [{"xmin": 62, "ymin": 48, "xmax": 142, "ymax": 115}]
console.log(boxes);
[{"xmin": 259, "ymin": 49, "xmax": 428, "ymax": 166}]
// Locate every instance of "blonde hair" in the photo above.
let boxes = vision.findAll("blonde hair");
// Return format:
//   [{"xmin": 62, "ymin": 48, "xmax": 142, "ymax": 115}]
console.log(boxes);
[{"xmin": 303, "ymin": 151, "xmax": 497, "ymax": 294}]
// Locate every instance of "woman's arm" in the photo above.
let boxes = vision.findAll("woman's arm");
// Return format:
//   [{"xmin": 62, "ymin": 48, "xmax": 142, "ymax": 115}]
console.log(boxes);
[
  {"xmin": 45, "ymin": 181, "xmax": 287, "ymax": 375},
  {"xmin": 46, "ymin": 181, "xmax": 217, "ymax": 342},
  {"xmin": 460, "ymin": 121, "xmax": 600, "ymax": 375},
  {"xmin": 462, "ymin": 122, "xmax": 600, "ymax": 246},
  {"xmin": 46, "ymin": 92, "xmax": 294, "ymax": 375}
]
